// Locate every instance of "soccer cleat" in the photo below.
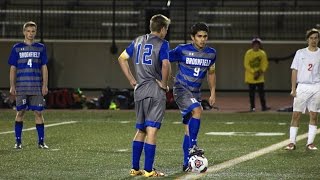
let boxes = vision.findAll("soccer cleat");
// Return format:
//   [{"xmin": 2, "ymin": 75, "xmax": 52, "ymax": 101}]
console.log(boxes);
[
  {"xmin": 143, "ymin": 169, "xmax": 165, "ymax": 177},
  {"xmin": 182, "ymin": 164, "xmax": 191, "ymax": 172},
  {"xmin": 38, "ymin": 143, "xmax": 49, "ymax": 149},
  {"xmin": 14, "ymin": 143, "xmax": 22, "ymax": 149},
  {"xmin": 306, "ymin": 143, "xmax": 318, "ymax": 150},
  {"xmin": 284, "ymin": 143, "xmax": 296, "ymax": 150},
  {"xmin": 189, "ymin": 145, "xmax": 204, "ymax": 156},
  {"xmin": 129, "ymin": 169, "xmax": 143, "ymax": 176},
  {"xmin": 250, "ymin": 108, "xmax": 256, "ymax": 112}
]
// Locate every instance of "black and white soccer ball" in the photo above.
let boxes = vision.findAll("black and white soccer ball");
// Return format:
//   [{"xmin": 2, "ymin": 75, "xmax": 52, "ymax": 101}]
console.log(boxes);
[{"xmin": 188, "ymin": 155, "xmax": 208, "ymax": 173}]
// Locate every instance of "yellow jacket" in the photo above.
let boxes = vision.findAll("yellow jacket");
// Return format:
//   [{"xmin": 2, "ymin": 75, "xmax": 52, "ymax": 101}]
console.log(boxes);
[{"xmin": 244, "ymin": 49, "xmax": 268, "ymax": 84}]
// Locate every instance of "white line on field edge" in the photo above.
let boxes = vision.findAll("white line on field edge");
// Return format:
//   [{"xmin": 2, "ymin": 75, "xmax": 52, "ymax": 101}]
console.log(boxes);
[
  {"xmin": 0, "ymin": 121, "xmax": 77, "ymax": 135},
  {"xmin": 176, "ymin": 128, "xmax": 320, "ymax": 180}
]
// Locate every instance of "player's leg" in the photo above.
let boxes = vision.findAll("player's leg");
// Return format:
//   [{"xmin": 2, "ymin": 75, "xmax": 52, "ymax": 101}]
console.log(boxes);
[
  {"xmin": 285, "ymin": 85, "xmax": 307, "ymax": 150},
  {"xmin": 173, "ymin": 86, "xmax": 202, "ymax": 170},
  {"xmin": 188, "ymin": 106, "xmax": 202, "ymax": 148},
  {"xmin": 188, "ymin": 106, "xmax": 205, "ymax": 156},
  {"xmin": 284, "ymin": 111, "xmax": 301, "ymax": 150},
  {"xmin": 248, "ymin": 84, "xmax": 256, "ymax": 111},
  {"xmin": 180, "ymin": 112, "xmax": 192, "ymax": 171},
  {"xmin": 306, "ymin": 89, "xmax": 319, "ymax": 150},
  {"xmin": 34, "ymin": 111, "xmax": 48, "ymax": 149},
  {"xmin": 30, "ymin": 95, "xmax": 48, "ymax": 149},
  {"xmin": 14, "ymin": 95, "xmax": 28, "ymax": 149},
  {"xmin": 306, "ymin": 111, "xmax": 318, "ymax": 150},
  {"xmin": 130, "ymin": 100, "xmax": 146, "ymax": 176},
  {"xmin": 143, "ymin": 97, "xmax": 165, "ymax": 177}
]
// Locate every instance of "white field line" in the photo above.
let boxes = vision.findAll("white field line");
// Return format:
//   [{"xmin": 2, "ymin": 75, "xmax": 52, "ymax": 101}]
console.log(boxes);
[
  {"xmin": 176, "ymin": 128, "xmax": 320, "ymax": 180},
  {"xmin": 0, "ymin": 121, "xmax": 77, "ymax": 135}
]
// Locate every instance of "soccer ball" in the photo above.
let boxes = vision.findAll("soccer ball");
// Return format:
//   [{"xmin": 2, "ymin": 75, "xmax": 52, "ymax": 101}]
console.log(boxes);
[{"xmin": 188, "ymin": 155, "xmax": 208, "ymax": 173}]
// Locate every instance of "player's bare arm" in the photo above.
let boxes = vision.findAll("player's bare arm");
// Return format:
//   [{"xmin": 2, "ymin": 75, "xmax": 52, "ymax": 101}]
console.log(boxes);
[
  {"xmin": 42, "ymin": 65, "xmax": 48, "ymax": 96},
  {"xmin": 9, "ymin": 65, "xmax": 17, "ymax": 96},
  {"xmin": 118, "ymin": 50, "xmax": 137, "ymax": 88},
  {"xmin": 290, "ymin": 69, "xmax": 298, "ymax": 97},
  {"xmin": 207, "ymin": 64, "xmax": 216, "ymax": 106},
  {"xmin": 160, "ymin": 59, "xmax": 171, "ymax": 91}
]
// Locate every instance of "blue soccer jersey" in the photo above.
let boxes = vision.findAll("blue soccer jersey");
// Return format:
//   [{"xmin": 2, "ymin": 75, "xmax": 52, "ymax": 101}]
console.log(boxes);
[
  {"xmin": 8, "ymin": 42, "xmax": 48, "ymax": 95},
  {"xmin": 169, "ymin": 43, "xmax": 216, "ymax": 93}
]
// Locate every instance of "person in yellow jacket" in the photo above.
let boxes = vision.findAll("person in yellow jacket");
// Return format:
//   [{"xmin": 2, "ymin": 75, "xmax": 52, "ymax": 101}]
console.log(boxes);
[{"xmin": 244, "ymin": 37, "xmax": 270, "ymax": 112}]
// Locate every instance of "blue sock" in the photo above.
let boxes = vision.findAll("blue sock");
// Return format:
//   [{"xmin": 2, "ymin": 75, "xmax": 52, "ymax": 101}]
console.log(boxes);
[
  {"xmin": 132, "ymin": 141, "xmax": 144, "ymax": 170},
  {"xmin": 188, "ymin": 117, "xmax": 200, "ymax": 147},
  {"xmin": 144, "ymin": 143, "xmax": 156, "ymax": 172},
  {"xmin": 183, "ymin": 134, "xmax": 190, "ymax": 166},
  {"xmin": 15, "ymin": 121, "xmax": 23, "ymax": 144},
  {"xmin": 36, "ymin": 124, "xmax": 45, "ymax": 144}
]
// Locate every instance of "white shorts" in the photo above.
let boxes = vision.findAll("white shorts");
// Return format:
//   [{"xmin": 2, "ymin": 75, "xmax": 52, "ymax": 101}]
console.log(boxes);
[{"xmin": 293, "ymin": 83, "xmax": 320, "ymax": 113}]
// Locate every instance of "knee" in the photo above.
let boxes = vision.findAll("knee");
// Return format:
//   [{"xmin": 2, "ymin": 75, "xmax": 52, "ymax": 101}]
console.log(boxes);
[
  {"xmin": 34, "ymin": 111, "xmax": 43, "ymax": 118},
  {"xmin": 16, "ymin": 111, "xmax": 25, "ymax": 119},
  {"xmin": 291, "ymin": 112, "xmax": 301, "ymax": 126},
  {"xmin": 192, "ymin": 107, "xmax": 202, "ymax": 118},
  {"xmin": 309, "ymin": 112, "xmax": 318, "ymax": 125}
]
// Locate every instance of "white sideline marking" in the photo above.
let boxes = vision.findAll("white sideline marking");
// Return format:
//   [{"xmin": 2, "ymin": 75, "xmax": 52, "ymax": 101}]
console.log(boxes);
[
  {"xmin": 177, "ymin": 128, "xmax": 320, "ymax": 180},
  {"xmin": 206, "ymin": 132, "xmax": 285, "ymax": 136},
  {"xmin": 120, "ymin": 121, "xmax": 130, "ymax": 124},
  {"xmin": 0, "ymin": 121, "xmax": 77, "ymax": 135},
  {"xmin": 49, "ymin": 149, "xmax": 60, "ymax": 151},
  {"xmin": 173, "ymin": 121, "xmax": 182, "ymax": 124},
  {"xmin": 225, "ymin": 122, "xmax": 234, "ymax": 125},
  {"xmin": 117, "ymin": 149, "xmax": 129, "ymax": 152}
]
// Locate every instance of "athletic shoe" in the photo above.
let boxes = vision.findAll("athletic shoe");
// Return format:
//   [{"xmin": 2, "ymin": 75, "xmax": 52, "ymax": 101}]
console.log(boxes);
[
  {"xmin": 14, "ymin": 143, "xmax": 22, "ymax": 149},
  {"xmin": 183, "ymin": 164, "xmax": 191, "ymax": 172},
  {"xmin": 250, "ymin": 108, "xmax": 256, "ymax": 112},
  {"xmin": 189, "ymin": 145, "xmax": 204, "ymax": 156},
  {"xmin": 284, "ymin": 143, "xmax": 296, "ymax": 150},
  {"xmin": 262, "ymin": 107, "xmax": 271, "ymax": 111},
  {"xmin": 143, "ymin": 169, "xmax": 165, "ymax": 177},
  {"xmin": 306, "ymin": 143, "xmax": 318, "ymax": 150},
  {"xmin": 129, "ymin": 169, "xmax": 143, "ymax": 176},
  {"xmin": 38, "ymin": 143, "xmax": 49, "ymax": 149}
]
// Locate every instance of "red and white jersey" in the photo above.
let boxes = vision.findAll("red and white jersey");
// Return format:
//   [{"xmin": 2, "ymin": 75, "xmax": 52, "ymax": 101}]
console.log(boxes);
[{"xmin": 291, "ymin": 47, "xmax": 320, "ymax": 84}]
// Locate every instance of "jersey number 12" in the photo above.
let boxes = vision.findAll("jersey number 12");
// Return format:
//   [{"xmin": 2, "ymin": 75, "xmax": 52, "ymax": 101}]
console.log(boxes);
[{"xmin": 136, "ymin": 44, "xmax": 153, "ymax": 65}]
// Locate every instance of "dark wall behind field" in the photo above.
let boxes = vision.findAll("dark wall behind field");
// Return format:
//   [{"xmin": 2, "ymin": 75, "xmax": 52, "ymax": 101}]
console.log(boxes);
[{"xmin": 0, "ymin": 41, "xmax": 305, "ymax": 91}]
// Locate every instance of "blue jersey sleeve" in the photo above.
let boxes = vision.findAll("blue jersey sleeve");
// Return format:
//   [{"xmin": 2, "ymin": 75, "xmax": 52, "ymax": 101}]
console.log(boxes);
[
  {"xmin": 159, "ymin": 41, "xmax": 169, "ymax": 61},
  {"xmin": 125, "ymin": 41, "xmax": 135, "ymax": 58},
  {"xmin": 8, "ymin": 45, "xmax": 18, "ymax": 66},
  {"xmin": 169, "ymin": 45, "xmax": 181, "ymax": 62},
  {"xmin": 41, "ymin": 45, "xmax": 48, "ymax": 65}
]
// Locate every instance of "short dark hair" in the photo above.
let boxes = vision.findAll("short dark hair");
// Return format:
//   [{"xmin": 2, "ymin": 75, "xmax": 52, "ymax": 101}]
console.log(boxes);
[
  {"xmin": 305, "ymin": 28, "xmax": 319, "ymax": 39},
  {"xmin": 149, "ymin": 14, "xmax": 171, "ymax": 33},
  {"xmin": 190, "ymin": 22, "xmax": 209, "ymax": 36}
]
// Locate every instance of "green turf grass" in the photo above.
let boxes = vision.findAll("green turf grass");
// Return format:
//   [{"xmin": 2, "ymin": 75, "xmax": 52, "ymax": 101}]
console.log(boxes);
[{"xmin": 0, "ymin": 110, "xmax": 318, "ymax": 179}]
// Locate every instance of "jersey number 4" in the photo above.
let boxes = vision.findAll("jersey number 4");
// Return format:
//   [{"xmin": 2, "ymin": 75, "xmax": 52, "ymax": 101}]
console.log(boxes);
[
  {"xmin": 136, "ymin": 44, "xmax": 153, "ymax": 65},
  {"xmin": 27, "ymin": 59, "xmax": 33, "ymax": 67}
]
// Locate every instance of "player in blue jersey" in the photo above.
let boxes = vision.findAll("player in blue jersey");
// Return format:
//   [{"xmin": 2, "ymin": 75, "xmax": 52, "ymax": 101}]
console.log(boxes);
[
  {"xmin": 8, "ymin": 21, "xmax": 49, "ymax": 149},
  {"xmin": 169, "ymin": 22, "xmax": 216, "ymax": 171},
  {"xmin": 118, "ymin": 14, "xmax": 171, "ymax": 177}
]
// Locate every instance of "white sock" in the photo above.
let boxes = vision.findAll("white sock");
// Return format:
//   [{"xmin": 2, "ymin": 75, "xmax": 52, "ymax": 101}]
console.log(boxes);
[
  {"xmin": 307, "ymin": 124, "xmax": 317, "ymax": 145},
  {"xmin": 289, "ymin": 126, "xmax": 298, "ymax": 144}
]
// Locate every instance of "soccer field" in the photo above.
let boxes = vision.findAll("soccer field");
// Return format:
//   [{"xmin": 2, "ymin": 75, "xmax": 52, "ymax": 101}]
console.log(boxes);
[{"xmin": 0, "ymin": 110, "xmax": 319, "ymax": 179}]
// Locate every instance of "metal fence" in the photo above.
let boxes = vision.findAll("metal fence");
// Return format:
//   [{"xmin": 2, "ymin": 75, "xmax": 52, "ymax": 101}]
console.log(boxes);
[{"xmin": 0, "ymin": 0, "xmax": 319, "ymax": 41}]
